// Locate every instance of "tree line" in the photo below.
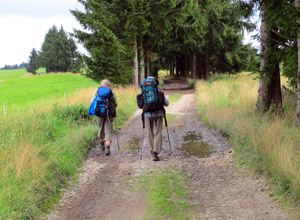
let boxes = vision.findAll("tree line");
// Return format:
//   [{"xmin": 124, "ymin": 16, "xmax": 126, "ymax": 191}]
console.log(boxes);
[
  {"xmin": 71, "ymin": 0, "xmax": 300, "ymax": 129},
  {"xmin": 26, "ymin": 25, "xmax": 82, "ymax": 74},
  {"xmin": 71, "ymin": 0, "xmax": 259, "ymax": 85},
  {"xmin": 1, "ymin": 62, "xmax": 28, "ymax": 70}
]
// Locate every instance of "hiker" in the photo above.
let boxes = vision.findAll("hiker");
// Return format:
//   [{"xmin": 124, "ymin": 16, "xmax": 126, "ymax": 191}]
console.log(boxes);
[
  {"xmin": 90, "ymin": 79, "xmax": 117, "ymax": 156},
  {"xmin": 137, "ymin": 76, "xmax": 169, "ymax": 161}
]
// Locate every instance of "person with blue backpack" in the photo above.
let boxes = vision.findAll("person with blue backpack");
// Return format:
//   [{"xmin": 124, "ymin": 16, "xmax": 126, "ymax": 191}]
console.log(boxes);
[
  {"xmin": 89, "ymin": 79, "xmax": 117, "ymax": 156},
  {"xmin": 137, "ymin": 76, "xmax": 169, "ymax": 161}
]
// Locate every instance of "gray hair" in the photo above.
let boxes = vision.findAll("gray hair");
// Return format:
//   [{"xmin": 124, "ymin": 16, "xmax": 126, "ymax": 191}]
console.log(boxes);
[{"xmin": 102, "ymin": 79, "xmax": 110, "ymax": 86}]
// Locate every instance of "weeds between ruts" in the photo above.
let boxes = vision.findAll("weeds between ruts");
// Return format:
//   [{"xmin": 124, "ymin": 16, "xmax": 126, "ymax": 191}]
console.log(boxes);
[
  {"xmin": 196, "ymin": 73, "xmax": 300, "ymax": 201},
  {"xmin": 129, "ymin": 166, "xmax": 195, "ymax": 220},
  {"xmin": 0, "ymin": 86, "xmax": 138, "ymax": 219}
]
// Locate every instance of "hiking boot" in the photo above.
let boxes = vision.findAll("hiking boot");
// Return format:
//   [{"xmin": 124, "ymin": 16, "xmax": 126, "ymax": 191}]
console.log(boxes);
[
  {"xmin": 105, "ymin": 146, "xmax": 110, "ymax": 156},
  {"xmin": 151, "ymin": 151, "xmax": 159, "ymax": 161},
  {"xmin": 100, "ymin": 142, "xmax": 105, "ymax": 151}
]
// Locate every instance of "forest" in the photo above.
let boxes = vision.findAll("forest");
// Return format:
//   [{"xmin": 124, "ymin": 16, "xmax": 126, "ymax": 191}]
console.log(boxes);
[{"xmin": 72, "ymin": 0, "xmax": 300, "ymax": 125}]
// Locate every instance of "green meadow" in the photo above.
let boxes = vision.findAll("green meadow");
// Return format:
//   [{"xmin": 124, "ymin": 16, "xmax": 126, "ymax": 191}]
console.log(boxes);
[
  {"xmin": 0, "ymin": 68, "xmax": 27, "ymax": 80},
  {"xmin": 0, "ymin": 68, "xmax": 138, "ymax": 219},
  {"xmin": 0, "ymin": 68, "xmax": 97, "ymax": 113}
]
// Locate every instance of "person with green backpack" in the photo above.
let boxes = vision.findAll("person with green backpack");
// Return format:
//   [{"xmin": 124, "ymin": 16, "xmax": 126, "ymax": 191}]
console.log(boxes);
[
  {"xmin": 137, "ymin": 76, "xmax": 169, "ymax": 161},
  {"xmin": 89, "ymin": 79, "xmax": 117, "ymax": 156}
]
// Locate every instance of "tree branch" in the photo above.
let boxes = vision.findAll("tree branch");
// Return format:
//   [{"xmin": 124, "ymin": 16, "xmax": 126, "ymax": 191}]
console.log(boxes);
[
  {"xmin": 271, "ymin": 29, "xmax": 296, "ymax": 41},
  {"xmin": 271, "ymin": 36, "xmax": 293, "ymax": 47}
]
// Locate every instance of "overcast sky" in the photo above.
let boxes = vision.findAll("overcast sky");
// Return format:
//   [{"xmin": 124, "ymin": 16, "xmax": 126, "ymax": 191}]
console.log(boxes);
[
  {"xmin": 0, "ymin": 0, "xmax": 260, "ymax": 69},
  {"xmin": 0, "ymin": 0, "xmax": 85, "ymax": 68}
]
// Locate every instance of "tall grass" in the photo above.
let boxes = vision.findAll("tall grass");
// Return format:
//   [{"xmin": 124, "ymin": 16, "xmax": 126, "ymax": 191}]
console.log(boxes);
[
  {"xmin": 0, "ymin": 85, "xmax": 138, "ymax": 219},
  {"xmin": 196, "ymin": 74, "xmax": 300, "ymax": 200}
]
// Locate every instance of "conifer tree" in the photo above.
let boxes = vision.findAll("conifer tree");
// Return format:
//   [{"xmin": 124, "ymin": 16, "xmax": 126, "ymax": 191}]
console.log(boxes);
[
  {"xmin": 71, "ymin": 1, "xmax": 134, "ymax": 84},
  {"xmin": 72, "ymin": 0, "xmax": 257, "ymax": 84},
  {"xmin": 26, "ymin": 48, "xmax": 39, "ymax": 74},
  {"xmin": 255, "ymin": 2, "xmax": 282, "ymax": 113},
  {"xmin": 71, "ymin": 0, "xmax": 201, "ymax": 84},
  {"xmin": 39, "ymin": 25, "xmax": 81, "ymax": 73},
  {"xmin": 240, "ymin": 0, "xmax": 299, "ymax": 113}
]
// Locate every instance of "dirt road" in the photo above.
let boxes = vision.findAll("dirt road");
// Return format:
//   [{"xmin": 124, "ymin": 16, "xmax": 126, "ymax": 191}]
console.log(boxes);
[{"xmin": 46, "ymin": 87, "xmax": 292, "ymax": 220}]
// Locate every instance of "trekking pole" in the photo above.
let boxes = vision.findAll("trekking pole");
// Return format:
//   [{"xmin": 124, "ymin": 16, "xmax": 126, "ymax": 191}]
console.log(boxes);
[
  {"xmin": 140, "ymin": 113, "xmax": 146, "ymax": 160},
  {"xmin": 115, "ymin": 117, "xmax": 120, "ymax": 151},
  {"xmin": 140, "ymin": 136, "xmax": 146, "ymax": 160},
  {"xmin": 166, "ymin": 126, "xmax": 172, "ymax": 155},
  {"xmin": 92, "ymin": 116, "xmax": 96, "ymax": 147},
  {"xmin": 164, "ymin": 113, "xmax": 172, "ymax": 155}
]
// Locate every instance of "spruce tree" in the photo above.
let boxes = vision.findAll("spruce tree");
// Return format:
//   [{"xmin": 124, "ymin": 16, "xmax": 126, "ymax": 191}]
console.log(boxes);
[
  {"xmin": 39, "ymin": 25, "xmax": 81, "ymax": 73},
  {"xmin": 26, "ymin": 48, "xmax": 39, "ymax": 74},
  {"xmin": 71, "ymin": 0, "xmax": 200, "ymax": 84},
  {"xmin": 71, "ymin": 1, "xmax": 133, "ymax": 84},
  {"xmin": 240, "ymin": 0, "xmax": 299, "ymax": 113},
  {"xmin": 72, "ymin": 0, "xmax": 256, "ymax": 84},
  {"xmin": 256, "ymin": 2, "xmax": 282, "ymax": 113}
]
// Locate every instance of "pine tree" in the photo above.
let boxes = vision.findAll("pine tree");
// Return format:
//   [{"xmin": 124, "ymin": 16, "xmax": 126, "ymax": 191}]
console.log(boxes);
[
  {"xmin": 72, "ymin": 0, "xmax": 255, "ymax": 84},
  {"xmin": 240, "ymin": 0, "xmax": 299, "ymax": 113},
  {"xmin": 71, "ymin": 1, "xmax": 133, "ymax": 84},
  {"xmin": 26, "ymin": 48, "xmax": 39, "ymax": 74},
  {"xmin": 255, "ymin": 2, "xmax": 282, "ymax": 113},
  {"xmin": 39, "ymin": 25, "xmax": 81, "ymax": 73},
  {"xmin": 71, "ymin": 0, "xmax": 200, "ymax": 84}
]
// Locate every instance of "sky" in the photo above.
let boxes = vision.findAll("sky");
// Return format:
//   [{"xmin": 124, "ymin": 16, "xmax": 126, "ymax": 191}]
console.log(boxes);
[
  {"xmin": 0, "ymin": 0, "xmax": 260, "ymax": 69},
  {"xmin": 0, "ymin": 0, "xmax": 85, "ymax": 68}
]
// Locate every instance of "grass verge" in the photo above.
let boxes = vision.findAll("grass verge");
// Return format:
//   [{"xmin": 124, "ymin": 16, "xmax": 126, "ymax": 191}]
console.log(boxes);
[
  {"xmin": 130, "ymin": 167, "xmax": 194, "ymax": 220},
  {"xmin": 0, "ymin": 85, "xmax": 138, "ymax": 219},
  {"xmin": 195, "ymin": 73, "xmax": 300, "ymax": 203}
]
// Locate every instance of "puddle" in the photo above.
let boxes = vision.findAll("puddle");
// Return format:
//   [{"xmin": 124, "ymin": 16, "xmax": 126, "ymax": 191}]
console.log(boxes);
[
  {"xmin": 183, "ymin": 132, "xmax": 202, "ymax": 142},
  {"xmin": 178, "ymin": 132, "xmax": 216, "ymax": 158},
  {"xmin": 120, "ymin": 137, "xmax": 143, "ymax": 151}
]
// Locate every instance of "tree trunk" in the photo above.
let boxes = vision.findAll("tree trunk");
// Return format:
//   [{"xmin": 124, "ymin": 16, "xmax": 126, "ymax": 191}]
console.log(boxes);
[
  {"xmin": 296, "ymin": 0, "xmax": 300, "ymax": 128},
  {"xmin": 171, "ymin": 59, "xmax": 174, "ymax": 76},
  {"xmin": 133, "ymin": 38, "xmax": 139, "ymax": 87},
  {"xmin": 256, "ymin": 6, "xmax": 282, "ymax": 113},
  {"xmin": 145, "ymin": 56, "xmax": 150, "ymax": 78},
  {"xmin": 139, "ymin": 37, "xmax": 145, "ymax": 84},
  {"xmin": 176, "ymin": 55, "xmax": 180, "ymax": 76},
  {"xmin": 204, "ymin": 53, "xmax": 209, "ymax": 80},
  {"xmin": 153, "ymin": 67, "xmax": 159, "ymax": 78},
  {"xmin": 184, "ymin": 55, "xmax": 188, "ymax": 77},
  {"xmin": 196, "ymin": 52, "xmax": 203, "ymax": 79},
  {"xmin": 177, "ymin": 55, "xmax": 185, "ymax": 77},
  {"xmin": 192, "ymin": 52, "xmax": 196, "ymax": 79}
]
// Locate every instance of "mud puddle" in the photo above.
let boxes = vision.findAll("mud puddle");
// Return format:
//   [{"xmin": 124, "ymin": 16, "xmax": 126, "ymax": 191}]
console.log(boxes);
[
  {"xmin": 177, "ymin": 131, "xmax": 216, "ymax": 158},
  {"xmin": 120, "ymin": 137, "xmax": 143, "ymax": 152}
]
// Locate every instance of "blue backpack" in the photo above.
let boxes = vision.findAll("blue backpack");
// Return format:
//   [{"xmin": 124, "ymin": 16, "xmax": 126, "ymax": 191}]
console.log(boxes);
[{"xmin": 89, "ymin": 87, "xmax": 116, "ymax": 118}]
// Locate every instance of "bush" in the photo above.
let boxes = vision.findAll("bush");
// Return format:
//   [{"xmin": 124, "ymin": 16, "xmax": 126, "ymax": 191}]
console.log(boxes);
[{"xmin": 52, "ymin": 104, "xmax": 89, "ymax": 122}]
